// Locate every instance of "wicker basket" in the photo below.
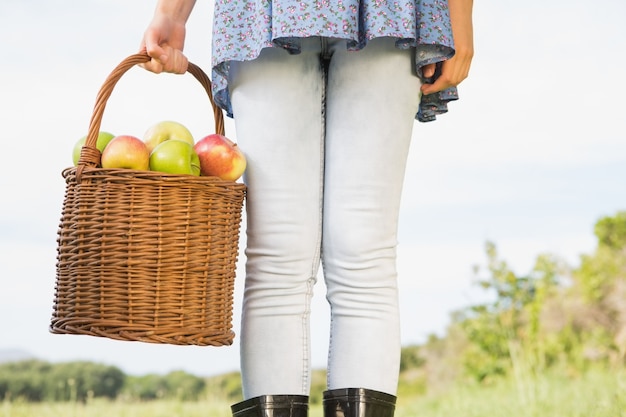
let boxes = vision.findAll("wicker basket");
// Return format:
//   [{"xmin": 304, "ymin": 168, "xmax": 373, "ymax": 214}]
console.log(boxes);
[{"xmin": 50, "ymin": 53, "xmax": 246, "ymax": 346}]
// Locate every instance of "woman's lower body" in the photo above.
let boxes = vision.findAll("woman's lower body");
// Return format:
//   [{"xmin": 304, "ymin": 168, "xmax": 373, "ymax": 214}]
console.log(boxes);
[{"xmin": 228, "ymin": 36, "xmax": 422, "ymax": 413}]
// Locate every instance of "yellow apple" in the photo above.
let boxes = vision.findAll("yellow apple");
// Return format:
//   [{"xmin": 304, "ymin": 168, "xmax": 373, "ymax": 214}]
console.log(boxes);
[{"xmin": 143, "ymin": 121, "xmax": 195, "ymax": 154}]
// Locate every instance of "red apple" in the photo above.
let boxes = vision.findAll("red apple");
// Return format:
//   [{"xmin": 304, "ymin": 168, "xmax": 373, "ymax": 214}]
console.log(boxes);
[
  {"xmin": 101, "ymin": 135, "xmax": 150, "ymax": 170},
  {"xmin": 194, "ymin": 134, "xmax": 246, "ymax": 181},
  {"xmin": 143, "ymin": 120, "xmax": 195, "ymax": 154}
]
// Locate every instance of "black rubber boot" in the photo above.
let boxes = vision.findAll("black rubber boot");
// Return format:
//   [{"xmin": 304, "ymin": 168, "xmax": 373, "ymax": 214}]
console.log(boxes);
[
  {"xmin": 231, "ymin": 394, "xmax": 309, "ymax": 417},
  {"xmin": 323, "ymin": 388, "xmax": 396, "ymax": 417}
]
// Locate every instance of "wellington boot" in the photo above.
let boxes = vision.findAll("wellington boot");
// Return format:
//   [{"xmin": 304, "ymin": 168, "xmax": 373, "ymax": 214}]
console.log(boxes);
[
  {"xmin": 323, "ymin": 388, "xmax": 396, "ymax": 417},
  {"xmin": 232, "ymin": 394, "xmax": 309, "ymax": 417}
]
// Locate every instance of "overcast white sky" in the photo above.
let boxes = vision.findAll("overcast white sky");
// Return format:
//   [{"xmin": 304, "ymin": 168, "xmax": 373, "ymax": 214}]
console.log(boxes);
[{"xmin": 1, "ymin": 0, "xmax": 625, "ymax": 377}]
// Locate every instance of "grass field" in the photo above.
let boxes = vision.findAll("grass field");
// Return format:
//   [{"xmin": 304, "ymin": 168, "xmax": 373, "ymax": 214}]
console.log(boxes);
[
  {"xmin": 2, "ymin": 367, "xmax": 624, "ymax": 417},
  {"xmin": 399, "ymin": 367, "xmax": 626, "ymax": 417}
]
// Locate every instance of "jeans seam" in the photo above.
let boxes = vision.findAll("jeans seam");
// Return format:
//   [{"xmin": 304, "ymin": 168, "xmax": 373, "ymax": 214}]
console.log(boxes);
[
  {"xmin": 319, "ymin": 44, "xmax": 333, "ymax": 389},
  {"xmin": 302, "ymin": 277, "xmax": 315, "ymax": 394},
  {"xmin": 302, "ymin": 40, "xmax": 328, "ymax": 394}
]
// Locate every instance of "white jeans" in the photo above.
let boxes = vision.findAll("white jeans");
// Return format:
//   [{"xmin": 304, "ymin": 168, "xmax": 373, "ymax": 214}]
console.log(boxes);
[{"xmin": 229, "ymin": 37, "xmax": 422, "ymax": 399}]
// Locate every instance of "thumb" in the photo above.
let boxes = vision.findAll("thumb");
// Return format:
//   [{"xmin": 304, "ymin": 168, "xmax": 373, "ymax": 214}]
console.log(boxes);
[{"xmin": 421, "ymin": 63, "xmax": 436, "ymax": 79}]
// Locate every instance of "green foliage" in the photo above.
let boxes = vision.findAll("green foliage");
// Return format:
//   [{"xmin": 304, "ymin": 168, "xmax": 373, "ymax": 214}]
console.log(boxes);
[
  {"xmin": 309, "ymin": 369, "xmax": 327, "ymax": 405},
  {"xmin": 399, "ymin": 366, "xmax": 626, "ymax": 417},
  {"xmin": 0, "ymin": 360, "xmax": 51, "ymax": 401},
  {"xmin": 204, "ymin": 371, "xmax": 242, "ymax": 403},
  {"xmin": 0, "ymin": 360, "xmax": 124, "ymax": 402},
  {"xmin": 0, "ymin": 361, "xmax": 205, "ymax": 403},
  {"xmin": 450, "ymin": 211, "xmax": 626, "ymax": 384},
  {"xmin": 3, "ymin": 367, "xmax": 624, "ymax": 417},
  {"xmin": 400, "ymin": 345, "xmax": 424, "ymax": 372},
  {"xmin": 166, "ymin": 371, "xmax": 206, "ymax": 401},
  {"xmin": 576, "ymin": 216, "xmax": 626, "ymax": 304},
  {"xmin": 52, "ymin": 361, "xmax": 125, "ymax": 401},
  {"xmin": 594, "ymin": 210, "xmax": 626, "ymax": 250},
  {"xmin": 122, "ymin": 370, "xmax": 206, "ymax": 401},
  {"xmin": 577, "ymin": 251, "xmax": 613, "ymax": 303},
  {"xmin": 570, "ymin": 213, "xmax": 626, "ymax": 365},
  {"xmin": 455, "ymin": 242, "xmax": 562, "ymax": 382},
  {"xmin": 123, "ymin": 374, "xmax": 167, "ymax": 400}
]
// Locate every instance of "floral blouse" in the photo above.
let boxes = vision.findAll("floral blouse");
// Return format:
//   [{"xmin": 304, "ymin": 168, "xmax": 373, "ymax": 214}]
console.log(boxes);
[{"xmin": 211, "ymin": 0, "xmax": 457, "ymax": 122}]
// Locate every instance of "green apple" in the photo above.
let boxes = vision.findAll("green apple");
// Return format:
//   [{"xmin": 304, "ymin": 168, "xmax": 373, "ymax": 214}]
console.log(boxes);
[
  {"xmin": 143, "ymin": 120, "xmax": 195, "ymax": 154},
  {"xmin": 149, "ymin": 140, "xmax": 201, "ymax": 176},
  {"xmin": 101, "ymin": 135, "xmax": 150, "ymax": 170},
  {"xmin": 72, "ymin": 131, "xmax": 115, "ymax": 166}
]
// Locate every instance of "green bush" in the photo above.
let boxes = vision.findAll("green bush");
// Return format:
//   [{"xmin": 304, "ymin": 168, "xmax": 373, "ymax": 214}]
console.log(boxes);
[{"xmin": 0, "ymin": 360, "xmax": 124, "ymax": 402}]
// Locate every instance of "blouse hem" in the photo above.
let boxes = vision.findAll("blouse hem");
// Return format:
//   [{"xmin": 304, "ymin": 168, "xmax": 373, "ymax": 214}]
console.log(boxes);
[{"xmin": 211, "ymin": 35, "xmax": 457, "ymax": 123}]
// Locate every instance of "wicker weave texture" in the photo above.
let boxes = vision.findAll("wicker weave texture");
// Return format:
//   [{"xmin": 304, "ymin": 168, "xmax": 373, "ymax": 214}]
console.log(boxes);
[{"xmin": 50, "ymin": 53, "xmax": 245, "ymax": 346}]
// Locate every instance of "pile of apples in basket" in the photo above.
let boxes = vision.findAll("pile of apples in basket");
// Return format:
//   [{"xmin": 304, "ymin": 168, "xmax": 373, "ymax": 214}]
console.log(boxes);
[{"xmin": 72, "ymin": 120, "xmax": 246, "ymax": 181}]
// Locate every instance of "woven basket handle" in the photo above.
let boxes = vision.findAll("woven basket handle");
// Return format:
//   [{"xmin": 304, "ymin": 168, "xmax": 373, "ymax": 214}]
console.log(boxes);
[{"xmin": 76, "ymin": 52, "xmax": 224, "ymax": 178}]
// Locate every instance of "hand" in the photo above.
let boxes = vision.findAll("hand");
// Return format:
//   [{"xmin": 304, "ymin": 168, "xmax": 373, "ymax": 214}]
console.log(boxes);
[
  {"xmin": 139, "ymin": 12, "xmax": 189, "ymax": 74},
  {"xmin": 421, "ymin": 0, "xmax": 474, "ymax": 95}
]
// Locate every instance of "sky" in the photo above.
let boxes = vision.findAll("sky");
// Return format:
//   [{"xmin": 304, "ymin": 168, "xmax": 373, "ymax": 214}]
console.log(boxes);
[{"xmin": 1, "ymin": 0, "xmax": 625, "ymax": 377}]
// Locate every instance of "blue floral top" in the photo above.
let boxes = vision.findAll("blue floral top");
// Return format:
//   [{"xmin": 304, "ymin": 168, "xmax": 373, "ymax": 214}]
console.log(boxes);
[{"xmin": 211, "ymin": 0, "xmax": 457, "ymax": 122}]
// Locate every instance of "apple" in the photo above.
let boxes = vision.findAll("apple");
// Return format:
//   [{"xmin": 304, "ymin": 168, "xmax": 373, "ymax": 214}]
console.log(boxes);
[
  {"xmin": 149, "ymin": 140, "xmax": 201, "ymax": 176},
  {"xmin": 72, "ymin": 131, "xmax": 115, "ymax": 166},
  {"xmin": 101, "ymin": 135, "xmax": 150, "ymax": 170},
  {"xmin": 193, "ymin": 134, "xmax": 247, "ymax": 181},
  {"xmin": 143, "ymin": 120, "xmax": 195, "ymax": 154}
]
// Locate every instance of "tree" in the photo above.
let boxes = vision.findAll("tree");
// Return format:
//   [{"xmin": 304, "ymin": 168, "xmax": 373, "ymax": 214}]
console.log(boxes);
[
  {"xmin": 594, "ymin": 211, "xmax": 626, "ymax": 251},
  {"xmin": 576, "ymin": 211, "xmax": 626, "ymax": 304},
  {"xmin": 164, "ymin": 370, "xmax": 206, "ymax": 401},
  {"xmin": 49, "ymin": 361, "xmax": 125, "ymax": 401},
  {"xmin": 455, "ymin": 242, "xmax": 563, "ymax": 382},
  {"xmin": 400, "ymin": 345, "xmax": 424, "ymax": 372},
  {"xmin": 122, "ymin": 370, "xmax": 206, "ymax": 401},
  {"xmin": 0, "ymin": 360, "xmax": 125, "ymax": 402},
  {"xmin": 0, "ymin": 360, "xmax": 51, "ymax": 401},
  {"xmin": 570, "ymin": 211, "xmax": 626, "ymax": 364}
]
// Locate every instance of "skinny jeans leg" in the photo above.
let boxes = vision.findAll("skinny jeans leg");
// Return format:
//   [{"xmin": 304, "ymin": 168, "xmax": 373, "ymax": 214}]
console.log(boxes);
[
  {"xmin": 322, "ymin": 38, "xmax": 421, "ymax": 394},
  {"xmin": 228, "ymin": 37, "xmax": 421, "ymax": 399}
]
